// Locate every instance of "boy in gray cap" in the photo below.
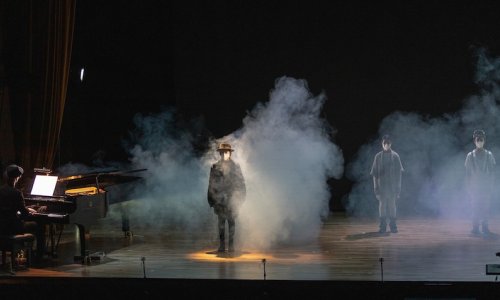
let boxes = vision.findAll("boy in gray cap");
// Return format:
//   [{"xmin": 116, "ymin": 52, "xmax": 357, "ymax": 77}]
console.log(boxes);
[
  {"xmin": 465, "ymin": 130, "xmax": 496, "ymax": 235},
  {"xmin": 370, "ymin": 135, "xmax": 404, "ymax": 233}
]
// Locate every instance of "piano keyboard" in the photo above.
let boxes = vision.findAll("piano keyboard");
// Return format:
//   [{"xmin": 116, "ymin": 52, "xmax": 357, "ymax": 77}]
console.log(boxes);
[
  {"xmin": 35, "ymin": 213, "xmax": 68, "ymax": 219},
  {"xmin": 25, "ymin": 196, "xmax": 73, "ymax": 204}
]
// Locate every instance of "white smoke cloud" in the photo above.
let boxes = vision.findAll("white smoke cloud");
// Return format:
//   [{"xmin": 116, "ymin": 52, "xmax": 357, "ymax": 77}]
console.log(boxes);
[
  {"xmin": 118, "ymin": 111, "xmax": 213, "ymax": 231},
  {"xmin": 218, "ymin": 77, "xmax": 344, "ymax": 249},
  {"xmin": 106, "ymin": 76, "xmax": 344, "ymax": 250},
  {"xmin": 345, "ymin": 48, "xmax": 500, "ymax": 219},
  {"xmin": 56, "ymin": 111, "xmax": 215, "ymax": 235}
]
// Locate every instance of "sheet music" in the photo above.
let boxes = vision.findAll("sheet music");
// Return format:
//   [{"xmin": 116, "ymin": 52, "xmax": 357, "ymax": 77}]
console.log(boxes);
[{"xmin": 30, "ymin": 175, "xmax": 58, "ymax": 196}]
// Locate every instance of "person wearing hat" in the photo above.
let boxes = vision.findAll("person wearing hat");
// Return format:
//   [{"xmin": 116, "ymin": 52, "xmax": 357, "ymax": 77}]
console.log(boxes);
[
  {"xmin": 207, "ymin": 142, "xmax": 246, "ymax": 252},
  {"xmin": 370, "ymin": 135, "xmax": 404, "ymax": 233},
  {"xmin": 465, "ymin": 130, "xmax": 496, "ymax": 235},
  {"xmin": 0, "ymin": 164, "xmax": 45, "ymax": 258}
]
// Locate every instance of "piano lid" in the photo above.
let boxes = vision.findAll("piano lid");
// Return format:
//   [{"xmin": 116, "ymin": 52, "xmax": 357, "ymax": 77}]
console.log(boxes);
[{"xmin": 58, "ymin": 168, "xmax": 147, "ymax": 190}]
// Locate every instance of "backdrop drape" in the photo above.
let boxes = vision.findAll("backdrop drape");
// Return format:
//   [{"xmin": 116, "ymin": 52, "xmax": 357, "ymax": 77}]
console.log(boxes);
[{"xmin": 1, "ymin": 0, "xmax": 76, "ymax": 178}]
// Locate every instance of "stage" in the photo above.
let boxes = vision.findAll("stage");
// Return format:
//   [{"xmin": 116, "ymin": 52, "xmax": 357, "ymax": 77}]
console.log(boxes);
[{"xmin": 2, "ymin": 212, "xmax": 500, "ymax": 298}]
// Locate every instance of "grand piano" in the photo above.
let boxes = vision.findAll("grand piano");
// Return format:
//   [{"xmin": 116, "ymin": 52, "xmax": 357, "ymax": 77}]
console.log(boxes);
[{"xmin": 24, "ymin": 168, "xmax": 146, "ymax": 261}]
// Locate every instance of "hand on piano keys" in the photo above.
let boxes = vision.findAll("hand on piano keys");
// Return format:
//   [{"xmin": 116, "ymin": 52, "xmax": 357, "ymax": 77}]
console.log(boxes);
[{"xmin": 27, "ymin": 205, "xmax": 48, "ymax": 214}]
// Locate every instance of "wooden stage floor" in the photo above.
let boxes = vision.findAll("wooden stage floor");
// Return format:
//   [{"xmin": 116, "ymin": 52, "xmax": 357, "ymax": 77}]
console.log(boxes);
[{"xmin": 3, "ymin": 211, "xmax": 500, "ymax": 283}]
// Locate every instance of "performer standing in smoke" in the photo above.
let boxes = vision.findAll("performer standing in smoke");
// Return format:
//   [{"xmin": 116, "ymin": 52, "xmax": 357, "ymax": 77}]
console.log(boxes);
[
  {"xmin": 465, "ymin": 130, "xmax": 496, "ymax": 235},
  {"xmin": 207, "ymin": 143, "xmax": 246, "ymax": 252},
  {"xmin": 370, "ymin": 135, "xmax": 404, "ymax": 233}
]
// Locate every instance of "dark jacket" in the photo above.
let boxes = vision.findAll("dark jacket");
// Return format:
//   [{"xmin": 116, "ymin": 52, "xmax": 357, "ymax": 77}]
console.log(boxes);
[
  {"xmin": 207, "ymin": 159, "xmax": 246, "ymax": 217},
  {"xmin": 0, "ymin": 184, "xmax": 30, "ymax": 235}
]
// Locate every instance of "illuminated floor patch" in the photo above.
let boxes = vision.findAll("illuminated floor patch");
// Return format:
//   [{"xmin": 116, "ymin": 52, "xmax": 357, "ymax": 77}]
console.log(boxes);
[{"xmin": 188, "ymin": 249, "xmax": 322, "ymax": 263}]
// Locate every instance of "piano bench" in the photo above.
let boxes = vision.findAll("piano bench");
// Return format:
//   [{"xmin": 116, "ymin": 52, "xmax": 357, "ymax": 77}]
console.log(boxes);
[{"xmin": 0, "ymin": 233, "xmax": 35, "ymax": 271}]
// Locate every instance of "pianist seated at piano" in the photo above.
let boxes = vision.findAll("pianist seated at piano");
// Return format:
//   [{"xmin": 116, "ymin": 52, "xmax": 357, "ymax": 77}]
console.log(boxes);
[{"xmin": 0, "ymin": 164, "xmax": 46, "ymax": 260}]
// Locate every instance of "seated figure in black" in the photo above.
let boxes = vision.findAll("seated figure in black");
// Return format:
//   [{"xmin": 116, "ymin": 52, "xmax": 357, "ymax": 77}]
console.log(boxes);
[{"xmin": 0, "ymin": 164, "xmax": 45, "ymax": 259}]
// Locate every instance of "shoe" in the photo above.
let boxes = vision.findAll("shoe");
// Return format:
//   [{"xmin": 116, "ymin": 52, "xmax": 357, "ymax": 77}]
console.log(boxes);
[
  {"xmin": 482, "ymin": 222, "xmax": 491, "ymax": 235},
  {"xmin": 389, "ymin": 218, "xmax": 398, "ymax": 233},
  {"xmin": 378, "ymin": 218, "xmax": 387, "ymax": 233}
]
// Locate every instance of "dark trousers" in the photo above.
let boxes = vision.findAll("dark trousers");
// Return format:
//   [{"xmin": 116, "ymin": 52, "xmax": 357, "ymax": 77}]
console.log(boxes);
[
  {"xmin": 23, "ymin": 221, "xmax": 45, "ymax": 258},
  {"xmin": 217, "ymin": 215, "xmax": 235, "ymax": 249},
  {"xmin": 471, "ymin": 194, "xmax": 490, "ymax": 229}
]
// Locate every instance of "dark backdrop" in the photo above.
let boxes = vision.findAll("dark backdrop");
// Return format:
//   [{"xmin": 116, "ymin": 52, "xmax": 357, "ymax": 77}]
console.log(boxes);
[{"xmin": 62, "ymin": 1, "xmax": 500, "ymax": 210}]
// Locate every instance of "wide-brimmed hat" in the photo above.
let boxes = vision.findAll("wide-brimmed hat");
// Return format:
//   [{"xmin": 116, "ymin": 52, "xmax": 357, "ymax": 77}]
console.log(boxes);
[
  {"xmin": 217, "ymin": 143, "xmax": 234, "ymax": 152},
  {"xmin": 4, "ymin": 164, "xmax": 24, "ymax": 178}
]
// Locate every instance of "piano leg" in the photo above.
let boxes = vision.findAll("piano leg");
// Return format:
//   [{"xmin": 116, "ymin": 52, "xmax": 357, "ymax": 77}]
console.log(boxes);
[
  {"xmin": 48, "ymin": 224, "xmax": 56, "ymax": 257},
  {"xmin": 121, "ymin": 209, "xmax": 132, "ymax": 238},
  {"xmin": 74, "ymin": 223, "xmax": 88, "ymax": 262},
  {"xmin": 73, "ymin": 223, "xmax": 105, "ymax": 263},
  {"xmin": 36, "ymin": 223, "xmax": 47, "ymax": 260},
  {"xmin": 38, "ymin": 224, "xmax": 54, "ymax": 258}
]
